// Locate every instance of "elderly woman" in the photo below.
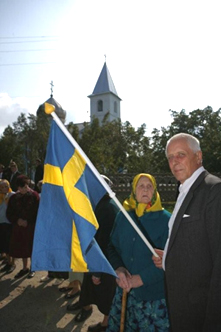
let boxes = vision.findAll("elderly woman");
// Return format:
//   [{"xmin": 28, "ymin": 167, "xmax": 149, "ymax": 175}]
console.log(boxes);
[
  {"xmin": 107, "ymin": 173, "xmax": 170, "ymax": 332},
  {"xmin": 6, "ymin": 175, "xmax": 39, "ymax": 279}
]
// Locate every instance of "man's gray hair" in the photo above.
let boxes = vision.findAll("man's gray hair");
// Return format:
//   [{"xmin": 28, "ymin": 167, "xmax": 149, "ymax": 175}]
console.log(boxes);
[{"xmin": 165, "ymin": 133, "xmax": 201, "ymax": 157}]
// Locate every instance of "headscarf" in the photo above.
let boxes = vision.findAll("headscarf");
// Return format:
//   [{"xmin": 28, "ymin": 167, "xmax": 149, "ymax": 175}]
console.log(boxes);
[
  {"xmin": 123, "ymin": 173, "xmax": 163, "ymax": 217},
  {"xmin": 0, "ymin": 179, "xmax": 12, "ymax": 205}
]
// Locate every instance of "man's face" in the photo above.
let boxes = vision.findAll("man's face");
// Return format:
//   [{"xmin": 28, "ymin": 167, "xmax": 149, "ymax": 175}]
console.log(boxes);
[
  {"xmin": 10, "ymin": 165, "xmax": 17, "ymax": 173},
  {"xmin": 167, "ymin": 138, "xmax": 202, "ymax": 184}
]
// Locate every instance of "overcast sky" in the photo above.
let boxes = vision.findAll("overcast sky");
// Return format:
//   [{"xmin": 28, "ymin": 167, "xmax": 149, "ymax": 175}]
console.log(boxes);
[{"xmin": 0, "ymin": 0, "xmax": 221, "ymax": 137}]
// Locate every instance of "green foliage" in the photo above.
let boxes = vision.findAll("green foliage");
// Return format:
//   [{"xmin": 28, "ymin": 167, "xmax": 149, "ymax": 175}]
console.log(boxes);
[
  {"xmin": 150, "ymin": 107, "xmax": 221, "ymax": 172},
  {"xmin": 149, "ymin": 127, "xmax": 171, "ymax": 173},
  {"xmin": 0, "ymin": 106, "xmax": 220, "ymax": 179},
  {"xmin": 120, "ymin": 121, "xmax": 151, "ymax": 173},
  {"xmin": 0, "ymin": 112, "xmax": 50, "ymax": 177},
  {"xmin": 0, "ymin": 125, "xmax": 18, "ymax": 166},
  {"xmin": 79, "ymin": 118, "xmax": 150, "ymax": 174}
]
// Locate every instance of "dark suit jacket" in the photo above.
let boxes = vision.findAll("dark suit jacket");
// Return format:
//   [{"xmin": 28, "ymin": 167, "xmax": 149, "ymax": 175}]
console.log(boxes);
[
  {"xmin": 34, "ymin": 165, "xmax": 44, "ymax": 192},
  {"xmin": 10, "ymin": 171, "xmax": 21, "ymax": 192},
  {"xmin": 165, "ymin": 171, "xmax": 221, "ymax": 332}
]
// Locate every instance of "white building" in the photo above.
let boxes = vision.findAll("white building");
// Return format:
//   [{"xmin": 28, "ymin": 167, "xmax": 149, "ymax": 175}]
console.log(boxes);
[{"xmin": 88, "ymin": 61, "xmax": 121, "ymax": 123}]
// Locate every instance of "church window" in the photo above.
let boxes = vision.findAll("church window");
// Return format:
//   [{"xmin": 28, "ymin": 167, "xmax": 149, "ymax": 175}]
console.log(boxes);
[
  {"xmin": 114, "ymin": 101, "xmax": 117, "ymax": 113},
  {"xmin": 98, "ymin": 100, "xmax": 103, "ymax": 112}
]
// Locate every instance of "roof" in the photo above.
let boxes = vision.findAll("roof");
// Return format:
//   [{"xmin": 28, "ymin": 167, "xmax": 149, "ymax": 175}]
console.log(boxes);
[
  {"xmin": 37, "ymin": 96, "xmax": 66, "ymax": 124},
  {"xmin": 90, "ymin": 62, "xmax": 119, "ymax": 97},
  {"xmin": 45, "ymin": 96, "xmax": 66, "ymax": 123}
]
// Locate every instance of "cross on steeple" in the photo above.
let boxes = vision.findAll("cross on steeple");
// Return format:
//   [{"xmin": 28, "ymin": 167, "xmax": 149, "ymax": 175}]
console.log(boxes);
[{"xmin": 50, "ymin": 80, "xmax": 54, "ymax": 97}]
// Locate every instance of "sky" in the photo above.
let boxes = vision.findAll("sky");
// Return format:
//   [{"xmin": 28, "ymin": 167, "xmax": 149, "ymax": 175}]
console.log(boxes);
[{"xmin": 0, "ymin": 0, "xmax": 221, "ymax": 137}]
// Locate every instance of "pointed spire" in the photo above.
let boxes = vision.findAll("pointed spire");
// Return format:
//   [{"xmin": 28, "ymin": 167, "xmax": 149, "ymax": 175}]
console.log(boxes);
[{"xmin": 92, "ymin": 62, "xmax": 118, "ymax": 97}]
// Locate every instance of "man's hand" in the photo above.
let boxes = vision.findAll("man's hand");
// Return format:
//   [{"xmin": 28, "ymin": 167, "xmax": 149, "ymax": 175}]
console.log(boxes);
[
  {"xmin": 17, "ymin": 218, "xmax": 28, "ymax": 227},
  {"xmin": 152, "ymin": 248, "xmax": 164, "ymax": 269}
]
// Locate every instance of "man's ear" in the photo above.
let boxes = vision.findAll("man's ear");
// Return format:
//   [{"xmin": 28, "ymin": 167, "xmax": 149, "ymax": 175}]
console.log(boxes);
[{"xmin": 196, "ymin": 151, "xmax": 203, "ymax": 164}]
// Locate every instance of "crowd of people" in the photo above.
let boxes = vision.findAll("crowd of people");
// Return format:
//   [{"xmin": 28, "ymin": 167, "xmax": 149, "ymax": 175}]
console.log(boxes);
[
  {"xmin": 0, "ymin": 133, "xmax": 221, "ymax": 332},
  {"xmin": 0, "ymin": 160, "xmax": 41, "ymax": 278}
]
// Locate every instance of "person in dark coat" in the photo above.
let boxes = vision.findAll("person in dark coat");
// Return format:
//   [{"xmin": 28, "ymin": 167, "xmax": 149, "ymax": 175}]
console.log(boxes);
[
  {"xmin": 153, "ymin": 133, "xmax": 221, "ymax": 332},
  {"xmin": 0, "ymin": 180, "xmax": 15, "ymax": 273},
  {"xmin": 9, "ymin": 162, "xmax": 21, "ymax": 192},
  {"xmin": 6, "ymin": 175, "xmax": 39, "ymax": 279},
  {"xmin": 1, "ymin": 163, "xmax": 11, "ymax": 181},
  {"xmin": 34, "ymin": 159, "xmax": 44, "ymax": 192},
  {"xmin": 107, "ymin": 173, "xmax": 170, "ymax": 332},
  {"xmin": 0, "ymin": 164, "xmax": 5, "ymax": 179},
  {"xmin": 67, "ymin": 176, "xmax": 119, "ymax": 332}
]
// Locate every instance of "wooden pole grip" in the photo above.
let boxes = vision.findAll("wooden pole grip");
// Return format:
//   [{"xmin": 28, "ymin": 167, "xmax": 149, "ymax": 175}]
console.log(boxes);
[{"xmin": 120, "ymin": 289, "xmax": 127, "ymax": 332}]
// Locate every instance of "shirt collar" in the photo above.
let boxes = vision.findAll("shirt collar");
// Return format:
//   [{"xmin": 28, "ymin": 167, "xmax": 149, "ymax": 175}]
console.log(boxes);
[{"xmin": 179, "ymin": 166, "xmax": 205, "ymax": 194}]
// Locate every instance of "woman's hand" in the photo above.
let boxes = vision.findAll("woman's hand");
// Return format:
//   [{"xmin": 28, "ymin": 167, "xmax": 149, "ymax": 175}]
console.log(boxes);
[
  {"xmin": 115, "ymin": 267, "xmax": 132, "ymax": 292},
  {"xmin": 152, "ymin": 248, "xmax": 164, "ymax": 269},
  {"xmin": 130, "ymin": 274, "xmax": 143, "ymax": 288}
]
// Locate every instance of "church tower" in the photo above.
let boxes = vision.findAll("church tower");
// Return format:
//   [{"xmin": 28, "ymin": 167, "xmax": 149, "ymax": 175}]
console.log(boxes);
[{"xmin": 88, "ymin": 62, "xmax": 121, "ymax": 123}]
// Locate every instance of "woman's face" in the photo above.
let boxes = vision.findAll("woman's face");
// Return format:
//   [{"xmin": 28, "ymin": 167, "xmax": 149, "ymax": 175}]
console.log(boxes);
[
  {"xmin": 0, "ymin": 182, "xmax": 9, "ymax": 194},
  {"xmin": 18, "ymin": 184, "xmax": 29, "ymax": 194},
  {"xmin": 135, "ymin": 177, "xmax": 154, "ymax": 204}
]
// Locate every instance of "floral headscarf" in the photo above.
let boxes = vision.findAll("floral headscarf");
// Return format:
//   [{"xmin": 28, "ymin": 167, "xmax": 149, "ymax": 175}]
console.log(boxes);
[
  {"xmin": 123, "ymin": 173, "xmax": 163, "ymax": 217},
  {"xmin": 0, "ymin": 179, "xmax": 12, "ymax": 205}
]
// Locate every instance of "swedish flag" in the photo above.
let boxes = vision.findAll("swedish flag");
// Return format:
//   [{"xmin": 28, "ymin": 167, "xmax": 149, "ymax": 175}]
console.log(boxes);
[{"xmin": 32, "ymin": 120, "xmax": 115, "ymax": 275}]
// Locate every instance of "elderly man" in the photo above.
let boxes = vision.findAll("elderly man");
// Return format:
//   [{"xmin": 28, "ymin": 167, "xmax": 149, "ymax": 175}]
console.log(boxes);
[{"xmin": 153, "ymin": 133, "xmax": 221, "ymax": 332}]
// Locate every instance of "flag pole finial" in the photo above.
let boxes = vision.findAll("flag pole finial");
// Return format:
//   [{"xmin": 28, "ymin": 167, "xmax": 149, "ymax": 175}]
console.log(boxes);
[{"xmin": 45, "ymin": 102, "xmax": 55, "ymax": 115}]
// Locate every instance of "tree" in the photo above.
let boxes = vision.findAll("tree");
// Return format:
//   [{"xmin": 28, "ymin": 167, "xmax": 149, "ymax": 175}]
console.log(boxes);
[
  {"xmin": 150, "ymin": 127, "xmax": 171, "ymax": 173},
  {"xmin": 121, "ymin": 122, "xmax": 151, "ymax": 173},
  {"xmin": 1, "ymin": 106, "xmax": 220, "ymax": 179},
  {"xmin": 79, "ymin": 117, "xmax": 126, "ymax": 174},
  {"xmin": 150, "ymin": 107, "xmax": 221, "ymax": 173},
  {"xmin": 0, "ymin": 112, "xmax": 51, "ymax": 177},
  {"xmin": 77, "ymin": 116, "xmax": 152, "ymax": 174},
  {"xmin": 0, "ymin": 125, "xmax": 18, "ymax": 168}
]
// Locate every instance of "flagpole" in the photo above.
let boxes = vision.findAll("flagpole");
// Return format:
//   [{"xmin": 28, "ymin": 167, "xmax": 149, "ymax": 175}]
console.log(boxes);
[{"xmin": 45, "ymin": 103, "xmax": 159, "ymax": 257}]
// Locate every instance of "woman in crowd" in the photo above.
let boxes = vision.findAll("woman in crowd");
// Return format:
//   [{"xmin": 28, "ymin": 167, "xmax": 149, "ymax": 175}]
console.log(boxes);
[
  {"xmin": 107, "ymin": 173, "xmax": 170, "ymax": 331},
  {"xmin": 0, "ymin": 179, "xmax": 15, "ymax": 273},
  {"xmin": 6, "ymin": 175, "xmax": 39, "ymax": 279}
]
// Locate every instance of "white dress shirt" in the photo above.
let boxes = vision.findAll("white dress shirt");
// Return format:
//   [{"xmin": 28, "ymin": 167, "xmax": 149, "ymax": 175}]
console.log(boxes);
[{"xmin": 162, "ymin": 166, "xmax": 205, "ymax": 270}]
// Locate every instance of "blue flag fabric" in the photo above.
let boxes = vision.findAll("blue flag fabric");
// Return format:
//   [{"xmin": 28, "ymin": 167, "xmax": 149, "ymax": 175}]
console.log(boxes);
[{"xmin": 32, "ymin": 120, "xmax": 116, "ymax": 276}]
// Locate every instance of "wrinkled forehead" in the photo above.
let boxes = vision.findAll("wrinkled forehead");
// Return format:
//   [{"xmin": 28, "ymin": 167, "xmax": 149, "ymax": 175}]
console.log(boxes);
[
  {"xmin": 167, "ymin": 138, "xmax": 191, "ymax": 153},
  {"xmin": 133, "ymin": 174, "xmax": 155, "ymax": 190},
  {"xmin": 137, "ymin": 176, "xmax": 153, "ymax": 186}
]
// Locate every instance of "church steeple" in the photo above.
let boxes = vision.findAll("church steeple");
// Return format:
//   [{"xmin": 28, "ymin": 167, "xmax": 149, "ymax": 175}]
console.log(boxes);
[{"xmin": 88, "ymin": 62, "xmax": 121, "ymax": 123}]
